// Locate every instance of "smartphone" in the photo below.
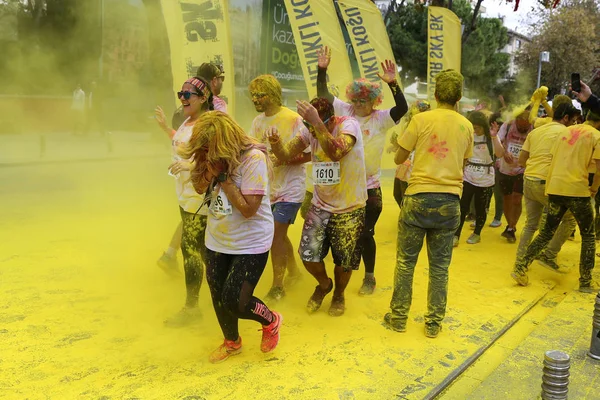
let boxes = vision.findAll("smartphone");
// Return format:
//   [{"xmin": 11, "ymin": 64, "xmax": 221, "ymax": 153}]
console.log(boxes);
[{"xmin": 571, "ymin": 73, "xmax": 581, "ymax": 92}]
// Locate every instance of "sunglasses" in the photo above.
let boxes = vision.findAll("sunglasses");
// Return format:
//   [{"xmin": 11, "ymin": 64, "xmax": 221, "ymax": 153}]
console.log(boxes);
[
  {"xmin": 217, "ymin": 75, "xmax": 225, "ymax": 82},
  {"xmin": 350, "ymin": 98, "xmax": 368, "ymax": 105},
  {"xmin": 302, "ymin": 117, "xmax": 331, "ymax": 130},
  {"xmin": 251, "ymin": 92, "xmax": 268, "ymax": 99},
  {"xmin": 178, "ymin": 91, "xmax": 201, "ymax": 100}
]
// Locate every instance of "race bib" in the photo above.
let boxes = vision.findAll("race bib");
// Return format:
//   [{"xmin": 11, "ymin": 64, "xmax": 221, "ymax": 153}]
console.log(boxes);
[
  {"xmin": 466, "ymin": 158, "xmax": 487, "ymax": 174},
  {"xmin": 211, "ymin": 188, "xmax": 232, "ymax": 216},
  {"xmin": 507, "ymin": 142, "xmax": 522, "ymax": 158},
  {"xmin": 313, "ymin": 162, "xmax": 341, "ymax": 185}
]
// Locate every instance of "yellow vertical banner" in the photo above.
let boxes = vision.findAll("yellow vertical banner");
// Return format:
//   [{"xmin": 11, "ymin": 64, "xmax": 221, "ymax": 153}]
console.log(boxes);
[
  {"xmin": 427, "ymin": 6, "xmax": 462, "ymax": 108},
  {"xmin": 159, "ymin": 0, "xmax": 235, "ymax": 115},
  {"xmin": 283, "ymin": 0, "xmax": 354, "ymax": 100},
  {"xmin": 336, "ymin": 0, "xmax": 401, "ymax": 110}
]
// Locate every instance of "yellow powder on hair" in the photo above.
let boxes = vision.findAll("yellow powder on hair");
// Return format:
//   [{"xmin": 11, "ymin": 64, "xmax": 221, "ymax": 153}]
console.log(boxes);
[
  {"xmin": 434, "ymin": 69, "xmax": 463, "ymax": 104},
  {"xmin": 248, "ymin": 74, "xmax": 282, "ymax": 106}
]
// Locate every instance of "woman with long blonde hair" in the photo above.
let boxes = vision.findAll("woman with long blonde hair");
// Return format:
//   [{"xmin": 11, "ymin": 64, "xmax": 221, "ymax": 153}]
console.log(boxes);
[{"xmin": 182, "ymin": 111, "xmax": 282, "ymax": 363}]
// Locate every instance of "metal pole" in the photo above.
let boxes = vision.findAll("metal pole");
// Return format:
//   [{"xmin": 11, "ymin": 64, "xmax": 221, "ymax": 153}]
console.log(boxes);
[{"xmin": 537, "ymin": 52, "xmax": 542, "ymax": 88}]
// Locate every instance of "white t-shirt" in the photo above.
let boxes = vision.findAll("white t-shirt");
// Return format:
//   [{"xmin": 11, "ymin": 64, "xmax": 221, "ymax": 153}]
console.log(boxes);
[
  {"xmin": 205, "ymin": 148, "xmax": 274, "ymax": 255},
  {"xmin": 172, "ymin": 119, "xmax": 205, "ymax": 214},
  {"xmin": 463, "ymin": 135, "xmax": 495, "ymax": 188},
  {"xmin": 498, "ymin": 121, "xmax": 529, "ymax": 176},
  {"xmin": 213, "ymin": 96, "xmax": 228, "ymax": 113},
  {"xmin": 72, "ymin": 89, "xmax": 85, "ymax": 111},
  {"xmin": 250, "ymin": 107, "xmax": 308, "ymax": 204},
  {"xmin": 298, "ymin": 116, "xmax": 367, "ymax": 213},
  {"xmin": 333, "ymin": 98, "xmax": 396, "ymax": 189}
]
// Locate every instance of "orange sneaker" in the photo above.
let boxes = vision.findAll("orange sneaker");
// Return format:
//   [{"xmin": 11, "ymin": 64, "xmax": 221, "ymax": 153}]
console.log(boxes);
[
  {"xmin": 260, "ymin": 311, "xmax": 282, "ymax": 353},
  {"xmin": 208, "ymin": 337, "xmax": 242, "ymax": 364}
]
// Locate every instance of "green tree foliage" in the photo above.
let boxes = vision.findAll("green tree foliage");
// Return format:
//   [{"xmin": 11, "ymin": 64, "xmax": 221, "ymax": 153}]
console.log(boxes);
[
  {"xmin": 386, "ymin": 0, "xmax": 509, "ymax": 98},
  {"xmin": 515, "ymin": 0, "xmax": 600, "ymax": 96}
]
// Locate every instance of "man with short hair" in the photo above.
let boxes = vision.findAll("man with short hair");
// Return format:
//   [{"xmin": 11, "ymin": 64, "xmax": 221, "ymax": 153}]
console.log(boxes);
[
  {"xmin": 248, "ymin": 74, "xmax": 310, "ymax": 302},
  {"xmin": 268, "ymin": 98, "xmax": 367, "ymax": 317},
  {"xmin": 384, "ymin": 70, "xmax": 474, "ymax": 338},
  {"xmin": 515, "ymin": 103, "xmax": 580, "ymax": 271},
  {"xmin": 512, "ymin": 110, "xmax": 600, "ymax": 293}
]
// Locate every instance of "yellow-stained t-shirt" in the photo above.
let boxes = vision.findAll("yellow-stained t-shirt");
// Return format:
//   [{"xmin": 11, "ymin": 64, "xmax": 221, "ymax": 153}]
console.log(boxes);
[
  {"xmin": 546, "ymin": 123, "xmax": 600, "ymax": 197},
  {"xmin": 398, "ymin": 108, "xmax": 474, "ymax": 196},
  {"xmin": 534, "ymin": 116, "xmax": 552, "ymax": 129},
  {"xmin": 522, "ymin": 122, "xmax": 568, "ymax": 180}
]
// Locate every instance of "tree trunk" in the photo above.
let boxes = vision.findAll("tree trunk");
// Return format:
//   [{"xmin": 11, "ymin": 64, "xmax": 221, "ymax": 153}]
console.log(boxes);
[{"xmin": 462, "ymin": 0, "xmax": 483, "ymax": 43}]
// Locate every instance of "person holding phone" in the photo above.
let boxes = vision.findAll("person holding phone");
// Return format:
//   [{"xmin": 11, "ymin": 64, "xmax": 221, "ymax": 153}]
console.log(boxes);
[
  {"xmin": 572, "ymin": 79, "xmax": 600, "ymax": 116},
  {"xmin": 181, "ymin": 112, "xmax": 282, "ymax": 363},
  {"xmin": 153, "ymin": 77, "xmax": 213, "ymax": 327}
]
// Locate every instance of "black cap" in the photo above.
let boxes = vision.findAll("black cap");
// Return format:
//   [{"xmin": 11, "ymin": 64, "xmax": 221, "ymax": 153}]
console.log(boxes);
[{"xmin": 196, "ymin": 63, "xmax": 224, "ymax": 81}]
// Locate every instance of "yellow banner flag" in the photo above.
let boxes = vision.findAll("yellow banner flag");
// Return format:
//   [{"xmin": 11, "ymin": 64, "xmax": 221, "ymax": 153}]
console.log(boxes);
[
  {"xmin": 283, "ymin": 0, "xmax": 354, "ymax": 99},
  {"xmin": 160, "ymin": 0, "xmax": 235, "ymax": 115},
  {"xmin": 427, "ymin": 6, "xmax": 462, "ymax": 108},
  {"xmin": 336, "ymin": 0, "xmax": 401, "ymax": 110}
]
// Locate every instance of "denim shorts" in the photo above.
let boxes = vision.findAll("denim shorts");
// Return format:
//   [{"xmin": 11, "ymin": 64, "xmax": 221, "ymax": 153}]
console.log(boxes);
[
  {"xmin": 299, "ymin": 205, "xmax": 366, "ymax": 271},
  {"xmin": 272, "ymin": 201, "xmax": 302, "ymax": 224}
]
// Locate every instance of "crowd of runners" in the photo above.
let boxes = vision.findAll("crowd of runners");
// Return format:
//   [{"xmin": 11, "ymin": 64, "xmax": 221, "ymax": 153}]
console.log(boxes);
[{"xmin": 152, "ymin": 46, "xmax": 600, "ymax": 363}]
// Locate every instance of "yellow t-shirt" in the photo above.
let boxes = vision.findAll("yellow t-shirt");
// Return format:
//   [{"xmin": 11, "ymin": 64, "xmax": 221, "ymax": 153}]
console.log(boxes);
[
  {"xmin": 522, "ymin": 122, "xmax": 568, "ymax": 180},
  {"xmin": 546, "ymin": 123, "xmax": 600, "ymax": 197},
  {"xmin": 534, "ymin": 116, "xmax": 552, "ymax": 129},
  {"xmin": 398, "ymin": 108, "xmax": 474, "ymax": 196}
]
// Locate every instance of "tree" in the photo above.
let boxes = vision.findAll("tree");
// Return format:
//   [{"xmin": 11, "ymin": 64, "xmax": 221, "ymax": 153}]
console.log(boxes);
[
  {"xmin": 386, "ymin": 0, "xmax": 509, "ymax": 97},
  {"xmin": 515, "ymin": 0, "xmax": 600, "ymax": 96}
]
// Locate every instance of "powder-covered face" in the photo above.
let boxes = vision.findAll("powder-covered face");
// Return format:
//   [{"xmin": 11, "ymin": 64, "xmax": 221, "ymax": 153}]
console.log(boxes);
[
  {"xmin": 350, "ymin": 98, "xmax": 375, "ymax": 117},
  {"xmin": 180, "ymin": 82, "xmax": 206, "ymax": 118},
  {"xmin": 473, "ymin": 125, "xmax": 485, "ymax": 136},
  {"xmin": 515, "ymin": 112, "xmax": 530, "ymax": 133},
  {"xmin": 212, "ymin": 76, "xmax": 224, "ymax": 96},
  {"xmin": 249, "ymin": 78, "xmax": 281, "ymax": 113}
]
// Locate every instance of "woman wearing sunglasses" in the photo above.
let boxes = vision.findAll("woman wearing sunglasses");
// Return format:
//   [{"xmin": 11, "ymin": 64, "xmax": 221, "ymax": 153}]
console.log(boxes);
[
  {"xmin": 154, "ymin": 77, "xmax": 214, "ymax": 327},
  {"xmin": 181, "ymin": 112, "xmax": 282, "ymax": 363},
  {"xmin": 316, "ymin": 46, "xmax": 408, "ymax": 296}
]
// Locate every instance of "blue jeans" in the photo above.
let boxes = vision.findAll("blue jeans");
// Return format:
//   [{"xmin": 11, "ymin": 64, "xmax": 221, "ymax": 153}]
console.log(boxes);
[{"xmin": 389, "ymin": 193, "xmax": 460, "ymax": 326}]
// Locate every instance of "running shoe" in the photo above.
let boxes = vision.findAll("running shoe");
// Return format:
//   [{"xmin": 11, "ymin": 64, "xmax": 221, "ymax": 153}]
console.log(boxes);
[
  {"xmin": 501, "ymin": 226, "xmax": 510, "ymax": 238},
  {"xmin": 536, "ymin": 254, "xmax": 569, "ymax": 274},
  {"xmin": 466, "ymin": 233, "xmax": 481, "ymax": 244},
  {"xmin": 260, "ymin": 311, "xmax": 282, "ymax": 353},
  {"xmin": 358, "ymin": 276, "xmax": 376, "ymax": 296},
  {"xmin": 163, "ymin": 307, "xmax": 202, "ymax": 328},
  {"xmin": 157, "ymin": 252, "xmax": 180, "ymax": 276},
  {"xmin": 489, "ymin": 219, "xmax": 502, "ymax": 228},
  {"xmin": 504, "ymin": 228, "xmax": 517, "ymax": 243},
  {"xmin": 265, "ymin": 286, "xmax": 285, "ymax": 302},
  {"xmin": 425, "ymin": 322, "xmax": 442, "ymax": 338},
  {"xmin": 453, "ymin": 236, "xmax": 459, "ymax": 247},
  {"xmin": 578, "ymin": 282, "xmax": 600, "ymax": 294},
  {"xmin": 306, "ymin": 278, "xmax": 333, "ymax": 313},
  {"xmin": 511, "ymin": 270, "xmax": 529, "ymax": 286},
  {"xmin": 382, "ymin": 313, "xmax": 406, "ymax": 332},
  {"xmin": 209, "ymin": 337, "xmax": 242, "ymax": 364},
  {"xmin": 328, "ymin": 295, "xmax": 346, "ymax": 317}
]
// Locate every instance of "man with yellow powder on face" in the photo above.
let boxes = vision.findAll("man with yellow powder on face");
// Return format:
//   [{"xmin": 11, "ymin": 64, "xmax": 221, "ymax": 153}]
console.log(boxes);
[
  {"xmin": 512, "ymin": 110, "xmax": 600, "ymax": 293},
  {"xmin": 267, "ymin": 98, "xmax": 367, "ymax": 317},
  {"xmin": 316, "ymin": 46, "xmax": 408, "ymax": 296},
  {"xmin": 248, "ymin": 74, "xmax": 311, "ymax": 302},
  {"xmin": 383, "ymin": 70, "xmax": 473, "ymax": 338}
]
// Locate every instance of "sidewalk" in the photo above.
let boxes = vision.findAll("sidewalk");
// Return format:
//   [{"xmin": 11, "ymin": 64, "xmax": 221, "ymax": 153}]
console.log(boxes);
[{"xmin": 0, "ymin": 131, "xmax": 169, "ymax": 165}]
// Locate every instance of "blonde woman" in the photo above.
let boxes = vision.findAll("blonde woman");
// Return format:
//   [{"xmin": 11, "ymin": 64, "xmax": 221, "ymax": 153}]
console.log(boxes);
[{"xmin": 182, "ymin": 112, "xmax": 282, "ymax": 363}]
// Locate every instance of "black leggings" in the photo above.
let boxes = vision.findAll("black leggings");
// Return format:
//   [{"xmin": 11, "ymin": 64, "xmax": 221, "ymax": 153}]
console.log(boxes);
[
  {"xmin": 393, "ymin": 178, "xmax": 408, "ymax": 208},
  {"xmin": 456, "ymin": 182, "xmax": 493, "ymax": 238},
  {"xmin": 360, "ymin": 188, "xmax": 383, "ymax": 274},
  {"xmin": 205, "ymin": 249, "xmax": 273, "ymax": 341},
  {"xmin": 179, "ymin": 208, "xmax": 207, "ymax": 308}
]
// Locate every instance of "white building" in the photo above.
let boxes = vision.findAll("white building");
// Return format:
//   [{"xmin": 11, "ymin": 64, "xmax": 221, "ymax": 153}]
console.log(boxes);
[{"xmin": 501, "ymin": 28, "xmax": 531, "ymax": 79}]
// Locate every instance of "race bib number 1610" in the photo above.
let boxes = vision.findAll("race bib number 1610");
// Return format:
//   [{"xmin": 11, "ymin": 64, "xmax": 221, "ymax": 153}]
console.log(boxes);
[{"xmin": 313, "ymin": 162, "xmax": 341, "ymax": 186}]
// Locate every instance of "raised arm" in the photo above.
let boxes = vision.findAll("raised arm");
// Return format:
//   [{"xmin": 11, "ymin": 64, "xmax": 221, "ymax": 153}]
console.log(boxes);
[
  {"xmin": 316, "ymin": 46, "xmax": 334, "ymax": 104},
  {"xmin": 377, "ymin": 60, "xmax": 408, "ymax": 123},
  {"xmin": 267, "ymin": 127, "xmax": 309, "ymax": 163},
  {"xmin": 155, "ymin": 106, "xmax": 176, "ymax": 139},
  {"xmin": 296, "ymin": 100, "xmax": 355, "ymax": 162}
]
